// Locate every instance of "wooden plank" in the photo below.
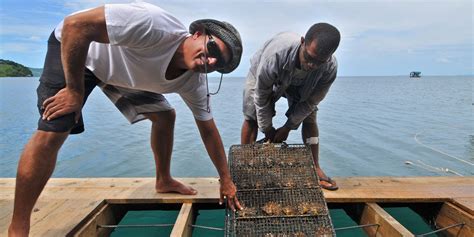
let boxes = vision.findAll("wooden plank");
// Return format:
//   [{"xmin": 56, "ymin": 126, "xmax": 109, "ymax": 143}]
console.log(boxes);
[
  {"xmin": 323, "ymin": 177, "xmax": 474, "ymax": 203},
  {"xmin": 0, "ymin": 200, "xmax": 13, "ymax": 226},
  {"xmin": 1, "ymin": 177, "xmax": 473, "ymax": 236},
  {"xmin": 170, "ymin": 203, "xmax": 195, "ymax": 237},
  {"xmin": 451, "ymin": 197, "xmax": 474, "ymax": 215},
  {"xmin": 360, "ymin": 203, "xmax": 414, "ymax": 237},
  {"xmin": 1, "ymin": 199, "xmax": 72, "ymax": 237},
  {"xmin": 0, "ymin": 199, "xmax": 13, "ymax": 237},
  {"xmin": 435, "ymin": 202, "xmax": 473, "ymax": 237},
  {"xmin": 0, "ymin": 178, "xmax": 220, "ymax": 202},
  {"xmin": 28, "ymin": 199, "xmax": 103, "ymax": 237},
  {"xmin": 1, "ymin": 177, "xmax": 473, "ymax": 203}
]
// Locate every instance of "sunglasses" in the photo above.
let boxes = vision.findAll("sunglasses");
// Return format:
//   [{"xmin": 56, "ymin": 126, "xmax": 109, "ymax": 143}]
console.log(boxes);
[{"xmin": 205, "ymin": 30, "xmax": 226, "ymax": 69}]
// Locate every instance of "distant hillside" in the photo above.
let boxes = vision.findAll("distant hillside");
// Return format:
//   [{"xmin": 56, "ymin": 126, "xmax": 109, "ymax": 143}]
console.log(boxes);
[
  {"xmin": 29, "ymin": 68, "xmax": 43, "ymax": 77},
  {"xmin": 0, "ymin": 59, "xmax": 33, "ymax": 77}
]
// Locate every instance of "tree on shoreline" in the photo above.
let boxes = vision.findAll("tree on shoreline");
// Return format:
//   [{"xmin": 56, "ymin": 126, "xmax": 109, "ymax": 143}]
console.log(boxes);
[{"xmin": 0, "ymin": 59, "xmax": 33, "ymax": 77}]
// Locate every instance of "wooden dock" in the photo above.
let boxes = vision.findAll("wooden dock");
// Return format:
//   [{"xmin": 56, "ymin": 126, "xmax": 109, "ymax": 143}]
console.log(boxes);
[{"xmin": 1, "ymin": 176, "xmax": 473, "ymax": 236}]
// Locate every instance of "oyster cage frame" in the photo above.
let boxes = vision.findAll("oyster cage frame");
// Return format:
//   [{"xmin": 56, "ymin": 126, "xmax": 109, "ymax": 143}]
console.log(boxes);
[
  {"xmin": 229, "ymin": 144, "xmax": 320, "ymax": 190},
  {"xmin": 225, "ymin": 144, "xmax": 335, "ymax": 237}
]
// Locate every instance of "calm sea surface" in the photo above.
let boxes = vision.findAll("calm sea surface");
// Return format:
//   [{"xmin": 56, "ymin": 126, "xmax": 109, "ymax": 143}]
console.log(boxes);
[
  {"xmin": 1, "ymin": 76, "xmax": 473, "ymax": 178},
  {"xmin": 1, "ymin": 76, "xmax": 472, "ymax": 236}
]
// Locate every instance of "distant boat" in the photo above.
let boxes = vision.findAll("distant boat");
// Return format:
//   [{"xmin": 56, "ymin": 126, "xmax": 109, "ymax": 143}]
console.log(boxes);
[{"xmin": 410, "ymin": 71, "xmax": 421, "ymax": 78}]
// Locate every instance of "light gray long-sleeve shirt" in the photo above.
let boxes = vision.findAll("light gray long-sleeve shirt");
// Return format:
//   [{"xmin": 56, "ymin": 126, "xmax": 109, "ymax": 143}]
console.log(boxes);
[{"xmin": 245, "ymin": 31, "xmax": 338, "ymax": 132}]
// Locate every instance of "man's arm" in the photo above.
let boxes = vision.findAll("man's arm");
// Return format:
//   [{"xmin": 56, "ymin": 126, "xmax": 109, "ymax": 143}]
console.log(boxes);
[
  {"xmin": 195, "ymin": 119, "xmax": 241, "ymax": 211},
  {"xmin": 282, "ymin": 66, "xmax": 337, "ymax": 131},
  {"xmin": 42, "ymin": 6, "xmax": 109, "ymax": 121},
  {"xmin": 254, "ymin": 56, "xmax": 279, "ymax": 138},
  {"xmin": 273, "ymin": 76, "xmax": 333, "ymax": 143}
]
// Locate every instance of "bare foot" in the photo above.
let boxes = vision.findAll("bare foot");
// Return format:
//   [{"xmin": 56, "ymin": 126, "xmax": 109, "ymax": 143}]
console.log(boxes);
[{"xmin": 155, "ymin": 178, "xmax": 197, "ymax": 195}]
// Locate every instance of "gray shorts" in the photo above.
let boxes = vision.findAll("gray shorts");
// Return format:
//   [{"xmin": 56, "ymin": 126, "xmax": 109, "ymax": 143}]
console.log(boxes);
[{"xmin": 37, "ymin": 32, "xmax": 173, "ymax": 134}]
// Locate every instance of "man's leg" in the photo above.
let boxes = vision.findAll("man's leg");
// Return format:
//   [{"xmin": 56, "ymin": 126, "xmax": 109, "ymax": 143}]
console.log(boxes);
[
  {"xmin": 145, "ymin": 111, "xmax": 197, "ymax": 195},
  {"xmin": 9, "ymin": 131, "xmax": 69, "ymax": 237},
  {"xmin": 241, "ymin": 79, "xmax": 259, "ymax": 144},
  {"xmin": 241, "ymin": 119, "xmax": 258, "ymax": 144},
  {"xmin": 302, "ymin": 121, "xmax": 338, "ymax": 190}
]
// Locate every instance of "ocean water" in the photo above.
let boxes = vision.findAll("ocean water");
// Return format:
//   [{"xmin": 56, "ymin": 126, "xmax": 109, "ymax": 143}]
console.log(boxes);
[
  {"xmin": 0, "ymin": 76, "xmax": 474, "ymax": 177},
  {"xmin": 1, "ymin": 76, "xmax": 472, "ymax": 178},
  {"xmin": 1, "ymin": 76, "xmax": 472, "ymax": 236}
]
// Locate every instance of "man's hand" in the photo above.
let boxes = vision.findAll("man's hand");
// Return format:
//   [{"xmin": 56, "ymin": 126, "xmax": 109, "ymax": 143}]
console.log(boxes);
[
  {"xmin": 195, "ymin": 119, "xmax": 241, "ymax": 210},
  {"xmin": 219, "ymin": 177, "xmax": 242, "ymax": 211},
  {"xmin": 42, "ymin": 88, "xmax": 83, "ymax": 122},
  {"xmin": 264, "ymin": 127, "xmax": 276, "ymax": 142},
  {"xmin": 273, "ymin": 126, "xmax": 291, "ymax": 143}
]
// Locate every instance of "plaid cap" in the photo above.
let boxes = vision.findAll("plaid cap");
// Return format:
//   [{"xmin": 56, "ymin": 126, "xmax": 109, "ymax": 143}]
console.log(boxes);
[{"xmin": 189, "ymin": 19, "xmax": 243, "ymax": 74}]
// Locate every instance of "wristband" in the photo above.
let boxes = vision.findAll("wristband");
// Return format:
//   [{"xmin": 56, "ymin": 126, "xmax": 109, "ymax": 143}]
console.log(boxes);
[{"xmin": 305, "ymin": 137, "xmax": 319, "ymax": 145}]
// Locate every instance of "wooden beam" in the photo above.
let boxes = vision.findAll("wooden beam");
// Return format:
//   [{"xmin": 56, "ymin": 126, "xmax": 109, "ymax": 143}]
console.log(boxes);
[
  {"xmin": 170, "ymin": 203, "xmax": 195, "ymax": 237},
  {"xmin": 360, "ymin": 203, "xmax": 413, "ymax": 237},
  {"xmin": 69, "ymin": 202, "xmax": 109, "ymax": 237},
  {"xmin": 435, "ymin": 202, "xmax": 473, "ymax": 237},
  {"xmin": 451, "ymin": 197, "xmax": 474, "ymax": 215},
  {"xmin": 68, "ymin": 202, "xmax": 128, "ymax": 237}
]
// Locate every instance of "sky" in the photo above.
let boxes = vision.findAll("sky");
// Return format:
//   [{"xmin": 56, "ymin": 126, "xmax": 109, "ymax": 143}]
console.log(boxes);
[{"xmin": 0, "ymin": 0, "xmax": 472, "ymax": 76}]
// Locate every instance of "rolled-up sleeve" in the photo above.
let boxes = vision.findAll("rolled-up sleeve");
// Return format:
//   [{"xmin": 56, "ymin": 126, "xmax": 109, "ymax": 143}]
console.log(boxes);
[
  {"xmin": 254, "ymin": 56, "xmax": 279, "ymax": 132},
  {"xmin": 284, "ymin": 61, "xmax": 337, "ymax": 129}
]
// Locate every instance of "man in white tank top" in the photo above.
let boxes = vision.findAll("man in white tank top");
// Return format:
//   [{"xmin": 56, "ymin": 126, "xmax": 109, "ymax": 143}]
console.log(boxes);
[{"xmin": 9, "ymin": 2, "xmax": 243, "ymax": 236}]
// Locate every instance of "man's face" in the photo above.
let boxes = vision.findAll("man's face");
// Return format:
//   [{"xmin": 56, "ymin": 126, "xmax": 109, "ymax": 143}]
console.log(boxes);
[
  {"xmin": 299, "ymin": 38, "xmax": 331, "ymax": 71},
  {"xmin": 186, "ymin": 31, "xmax": 230, "ymax": 73}
]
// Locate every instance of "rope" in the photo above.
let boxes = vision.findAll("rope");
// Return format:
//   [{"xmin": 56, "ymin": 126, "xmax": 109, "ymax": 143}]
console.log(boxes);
[
  {"xmin": 404, "ymin": 160, "xmax": 464, "ymax": 176},
  {"xmin": 203, "ymin": 32, "xmax": 224, "ymax": 113},
  {"xmin": 189, "ymin": 224, "xmax": 224, "ymax": 231},
  {"xmin": 97, "ymin": 223, "xmax": 224, "ymax": 231},
  {"xmin": 97, "ymin": 224, "xmax": 174, "ymax": 228},
  {"xmin": 334, "ymin": 223, "xmax": 380, "ymax": 231},
  {"xmin": 414, "ymin": 130, "xmax": 473, "ymax": 166},
  {"xmin": 415, "ymin": 222, "xmax": 465, "ymax": 237}
]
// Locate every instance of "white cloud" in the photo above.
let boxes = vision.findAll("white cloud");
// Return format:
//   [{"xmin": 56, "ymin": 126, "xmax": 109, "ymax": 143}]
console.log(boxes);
[
  {"xmin": 0, "ymin": 25, "xmax": 53, "ymax": 38},
  {"xmin": 28, "ymin": 36, "xmax": 42, "ymax": 41},
  {"xmin": 0, "ymin": 42, "xmax": 44, "ymax": 53},
  {"xmin": 435, "ymin": 57, "xmax": 451, "ymax": 63}
]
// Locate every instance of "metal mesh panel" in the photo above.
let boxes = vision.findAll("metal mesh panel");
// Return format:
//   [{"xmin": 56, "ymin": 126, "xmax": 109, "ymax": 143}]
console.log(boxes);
[
  {"xmin": 228, "ymin": 144, "xmax": 319, "ymax": 190},
  {"xmin": 225, "ymin": 144, "xmax": 335, "ymax": 236},
  {"xmin": 233, "ymin": 189, "xmax": 328, "ymax": 217},
  {"xmin": 226, "ymin": 216, "xmax": 335, "ymax": 237}
]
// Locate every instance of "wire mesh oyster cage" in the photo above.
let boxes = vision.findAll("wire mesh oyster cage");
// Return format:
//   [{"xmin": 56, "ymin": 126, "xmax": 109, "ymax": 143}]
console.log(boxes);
[
  {"xmin": 233, "ymin": 188, "xmax": 329, "ymax": 217},
  {"xmin": 225, "ymin": 215, "xmax": 335, "ymax": 237},
  {"xmin": 228, "ymin": 144, "xmax": 319, "ymax": 190},
  {"xmin": 226, "ymin": 144, "xmax": 336, "ymax": 236},
  {"xmin": 225, "ymin": 189, "xmax": 335, "ymax": 236}
]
